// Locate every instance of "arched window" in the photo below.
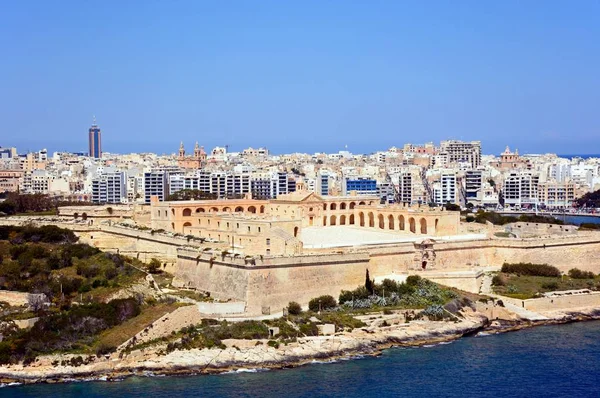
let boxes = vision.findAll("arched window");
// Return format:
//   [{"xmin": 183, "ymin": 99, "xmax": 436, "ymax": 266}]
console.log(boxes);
[
  {"xmin": 340, "ymin": 202, "xmax": 347, "ymax": 210},
  {"xmin": 368, "ymin": 212, "xmax": 375, "ymax": 228},
  {"xmin": 349, "ymin": 214, "xmax": 355, "ymax": 225},
  {"xmin": 235, "ymin": 206, "xmax": 244, "ymax": 212},
  {"xmin": 330, "ymin": 215, "xmax": 337, "ymax": 225},
  {"xmin": 409, "ymin": 218, "xmax": 416, "ymax": 233},
  {"xmin": 359, "ymin": 212, "xmax": 365, "ymax": 227},
  {"xmin": 196, "ymin": 208, "xmax": 205, "ymax": 213},
  {"xmin": 388, "ymin": 215, "xmax": 394, "ymax": 230},
  {"xmin": 248, "ymin": 206, "xmax": 256, "ymax": 213},
  {"xmin": 331, "ymin": 203, "xmax": 337, "ymax": 211},
  {"xmin": 294, "ymin": 226, "xmax": 299, "ymax": 237},
  {"xmin": 378, "ymin": 214, "xmax": 384, "ymax": 229},
  {"xmin": 349, "ymin": 202, "xmax": 356, "ymax": 209},
  {"xmin": 399, "ymin": 215, "xmax": 405, "ymax": 231},
  {"xmin": 182, "ymin": 208, "xmax": 192, "ymax": 217},
  {"xmin": 340, "ymin": 215, "xmax": 346, "ymax": 225},
  {"xmin": 420, "ymin": 218, "xmax": 428, "ymax": 234}
]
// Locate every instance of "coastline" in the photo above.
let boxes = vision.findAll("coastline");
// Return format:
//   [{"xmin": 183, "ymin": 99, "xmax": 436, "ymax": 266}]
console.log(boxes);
[{"xmin": 2, "ymin": 308, "xmax": 600, "ymax": 387}]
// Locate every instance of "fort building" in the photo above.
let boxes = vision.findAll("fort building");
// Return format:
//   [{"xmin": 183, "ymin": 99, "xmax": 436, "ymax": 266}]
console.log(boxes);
[{"xmin": 150, "ymin": 190, "xmax": 459, "ymax": 257}]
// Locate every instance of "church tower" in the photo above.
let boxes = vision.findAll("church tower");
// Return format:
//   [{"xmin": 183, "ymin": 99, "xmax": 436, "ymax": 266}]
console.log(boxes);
[{"xmin": 179, "ymin": 142, "xmax": 185, "ymax": 159}]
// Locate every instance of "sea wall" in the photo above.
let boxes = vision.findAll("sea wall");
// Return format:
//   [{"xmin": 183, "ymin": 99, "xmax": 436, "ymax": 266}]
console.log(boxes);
[{"xmin": 502, "ymin": 292, "xmax": 600, "ymax": 312}]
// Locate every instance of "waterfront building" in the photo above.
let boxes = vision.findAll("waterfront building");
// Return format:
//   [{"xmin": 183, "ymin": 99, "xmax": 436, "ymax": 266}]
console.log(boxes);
[
  {"xmin": 537, "ymin": 180, "xmax": 576, "ymax": 209},
  {"xmin": 503, "ymin": 171, "xmax": 540, "ymax": 208},
  {"xmin": 464, "ymin": 170, "xmax": 483, "ymax": 205}
]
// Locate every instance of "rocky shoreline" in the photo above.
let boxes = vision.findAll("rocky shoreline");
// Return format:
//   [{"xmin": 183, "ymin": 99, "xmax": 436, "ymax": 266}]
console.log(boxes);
[{"xmin": 1, "ymin": 308, "xmax": 599, "ymax": 387}]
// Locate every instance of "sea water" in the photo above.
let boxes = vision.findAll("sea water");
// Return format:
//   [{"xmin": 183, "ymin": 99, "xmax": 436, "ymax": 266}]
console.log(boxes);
[{"xmin": 3, "ymin": 321, "xmax": 600, "ymax": 397}]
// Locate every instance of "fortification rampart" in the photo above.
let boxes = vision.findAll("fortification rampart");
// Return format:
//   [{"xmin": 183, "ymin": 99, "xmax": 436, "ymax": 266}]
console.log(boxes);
[
  {"xmin": 174, "ymin": 249, "xmax": 371, "ymax": 314},
  {"xmin": 174, "ymin": 233, "xmax": 600, "ymax": 314},
  {"xmin": 501, "ymin": 291, "xmax": 600, "ymax": 312}
]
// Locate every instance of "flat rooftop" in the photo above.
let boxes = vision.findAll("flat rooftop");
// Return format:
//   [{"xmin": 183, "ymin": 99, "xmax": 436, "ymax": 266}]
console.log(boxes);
[{"xmin": 301, "ymin": 226, "xmax": 485, "ymax": 249}]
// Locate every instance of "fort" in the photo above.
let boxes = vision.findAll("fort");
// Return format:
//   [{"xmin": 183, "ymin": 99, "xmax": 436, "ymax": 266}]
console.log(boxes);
[{"xmin": 4, "ymin": 191, "xmax": 600, "ymax": 316}]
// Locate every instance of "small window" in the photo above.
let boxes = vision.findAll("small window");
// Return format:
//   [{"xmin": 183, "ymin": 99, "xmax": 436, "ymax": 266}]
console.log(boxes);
[
  {"xmin": 266, "ymin": 238, "xmax": 271, "ymax": 246},
  {"xmin": 266, "ymin": 249, "xmax": 271, "ymax": 255},
  {"xmin": 258, "ymin": 227, "xmax": 261, "ymax": 233}
]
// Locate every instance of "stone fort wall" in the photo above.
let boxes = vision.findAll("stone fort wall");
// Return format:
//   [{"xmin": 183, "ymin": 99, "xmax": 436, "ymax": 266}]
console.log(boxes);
[{"xmin": 174, "ymin": 234, "xmax": 600, "ymax": 314}]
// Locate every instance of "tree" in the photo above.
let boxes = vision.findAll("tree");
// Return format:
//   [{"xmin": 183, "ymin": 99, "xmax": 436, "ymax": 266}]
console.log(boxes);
[
  {"xmin": 147, "ymin": 258, "xmax": 162, "ymax": 274},
  {"xmin": 287, "ymin": 301, "xmax": 302, "ymax": 315},
  {"xmin": 444, "ymin": 202, "xmax": 461, "ymax": 211},
  {"xmin": 365, "ymin": 269, "xmax": 374, "ymax": 294},
  {"xmin": 166, "ymin": 189, "xmax": 217, "ymax": 201},
  {"xmin": 308, "ymin": 295, "xmax": 337, "ymax": 312}
]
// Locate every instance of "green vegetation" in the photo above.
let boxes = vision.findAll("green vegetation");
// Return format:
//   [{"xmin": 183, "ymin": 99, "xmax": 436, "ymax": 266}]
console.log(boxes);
[
  {"xmin": 500, "ymin": 262, "xmax": 561, "ymax": 277},
  {"xmin": 94, "ymin": 302, "xmax": 182, "ymax": 352},
  {"xmin": 444, "ymin": 203, "xmax": 461, "ymax": 211},
  {"xmin": 287, "ymin": 301, "xmax": 302, "ymax": 315},
  {"xmin": 0, "ymin": 225, "xmax": 170, "ymax": 365},
  {"xmin": 161, "ymin": 321, "xmax": 270, "ymax": 353},
  {"xmin": 579, "ymin": 223, "xmax": 600, "ymax": 230},
  {"xmin": 568, "ymin": 268, "xmax": 596, "ymax": 279},
  {"xmin": 0, "ymin": 226, "xmax": 146, "ymax": 305},
  {"xmin": 0, "ymin": 193, "xmax": 92, "ymax": 216},
  {"xmin": 338, "ymin": 275, "xmax": 458, "ymax": 310},
  {"xmin": 575, "ymin": 189, "xmax": 600, "ymax": 208},
  {"xmin": 492, "ymin": 266, "xmax": 600, "ymax": 299},
  {"xmin": 166, "ymin": 189, "xmax": 217, "ymax": 201},
  {"xmin": 474, "ymin": 211, "xmax": 564, "ymax": 226},
  {"xmin": 308, "ymin": 295, "xmax": 337, "ymax": 312},
  {"xmin": 0, "ymin": 298, "xmax": 141, "ymax": 364}
]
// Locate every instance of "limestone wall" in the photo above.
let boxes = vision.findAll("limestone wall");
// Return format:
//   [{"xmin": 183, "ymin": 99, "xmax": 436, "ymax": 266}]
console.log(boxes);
[
  {"xmin": 174, "ymin": 249, "xmax": 371, "ymax": 315},
  {"xmin": 173, "ymin": 234, "xmax": 600, "ymax": 315},
  {"xmin": 0, "ymin": 290, "xmax": 32, "ymax": 307},
  {"xmin": 502, "ymin": 292, "xmax": 600, "ymax": 312}
]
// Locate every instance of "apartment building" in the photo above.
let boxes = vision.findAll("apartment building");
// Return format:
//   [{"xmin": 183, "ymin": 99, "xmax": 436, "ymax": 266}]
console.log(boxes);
[{"xmin": 92, "ymin": 172, "xmax": 126, "ymax": 204}]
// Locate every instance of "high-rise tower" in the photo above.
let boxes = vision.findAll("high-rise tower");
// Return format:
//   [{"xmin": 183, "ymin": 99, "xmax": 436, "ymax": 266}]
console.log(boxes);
[{"xmin": 88, "ymin": 117, "xmax": 102, "ymax": 158}]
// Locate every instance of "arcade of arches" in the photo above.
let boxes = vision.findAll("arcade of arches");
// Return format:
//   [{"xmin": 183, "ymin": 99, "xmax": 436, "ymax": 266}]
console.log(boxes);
[{"xmin": 150, "ymin": 191, "xmax": 458, "ymax": 239}]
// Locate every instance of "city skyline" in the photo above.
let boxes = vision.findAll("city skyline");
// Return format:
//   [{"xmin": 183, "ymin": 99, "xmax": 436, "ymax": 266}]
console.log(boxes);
[{"xmin": 1, "ymin": 1, "xmax": 599, "ymax": 155}]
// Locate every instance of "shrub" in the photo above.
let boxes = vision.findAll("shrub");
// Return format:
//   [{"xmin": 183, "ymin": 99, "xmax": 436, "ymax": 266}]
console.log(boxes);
[
  {"xmin": 491, "ymin": 274, "xmax": 506, "ymax": 286},
  {"xmin": 76, "ymin": 263, "xmax": 100, "ymax": 278},
  {"xmin": 104, "ymin": 265, "xmax": 118, "ymax": 280},
  {"xmin": 406, "ymin": 275, "xmax": 422, "ymax": 286},
  {"xmin": 287, "ymin": 301, "xmax": 302, "ymax": 315},
  {"xmin": 501, "ymin": 263, "xmax": 561, "ymax": 277},
  {"xmin": 568, "ymin": 268, "xmax": 595, "ymax": 279},
  {"xmin": 465, "ymin": 215, "xmax": 475, "ymax": 222},
  {"xmin": 147, "ymin": 258, "xmax": 162, "ymax": 274},
  {"xmin": 541, "ymin": 281, "xmax": 559, "ymax": 290},
  {"xmin": 95, "ymin": 343, "xmax": 116, "ymax": 357},
  {"xmin": 308, "ymin": 295, "xmax": 337, "ymax": 312}
]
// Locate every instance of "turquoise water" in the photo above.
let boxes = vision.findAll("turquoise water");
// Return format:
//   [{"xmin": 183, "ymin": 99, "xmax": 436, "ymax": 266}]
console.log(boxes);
[{"xmin": 3, "ymin": 321, "xmax": 600, "ymax": 397}]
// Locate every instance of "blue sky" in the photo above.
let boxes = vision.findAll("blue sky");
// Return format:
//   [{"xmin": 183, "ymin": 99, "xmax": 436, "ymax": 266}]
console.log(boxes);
[{"xmin": 1, "ymin": 1, "xmax": 599, "ymax": 155}]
